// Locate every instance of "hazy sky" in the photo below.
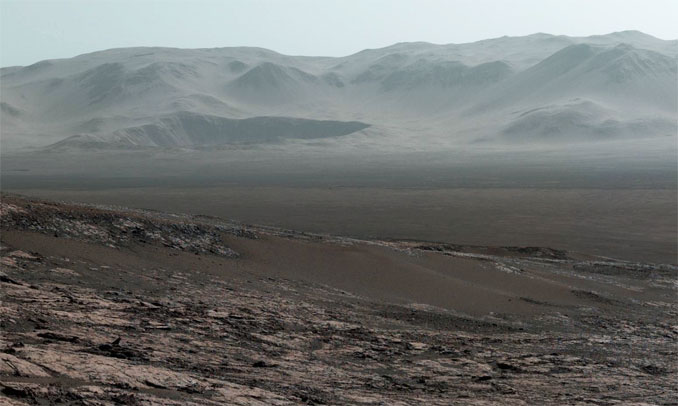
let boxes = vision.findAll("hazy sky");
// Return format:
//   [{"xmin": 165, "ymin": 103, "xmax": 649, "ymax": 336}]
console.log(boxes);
[{"xmin": 1, "ymin": 0, "xmax": 677, "ymax": 67}]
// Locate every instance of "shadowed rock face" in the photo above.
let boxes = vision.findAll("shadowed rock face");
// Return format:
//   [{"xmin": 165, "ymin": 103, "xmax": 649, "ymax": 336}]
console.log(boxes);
[{"xmin": 1, "ymin": 195, "xmax": 676, "ymax": 405}]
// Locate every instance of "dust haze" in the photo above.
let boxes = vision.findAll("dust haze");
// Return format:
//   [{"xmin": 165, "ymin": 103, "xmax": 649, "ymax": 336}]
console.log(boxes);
[
  {"xmin": 1, "ymin": 27, "xmax": 677, "ymax": 405},
  {"xmin": 2, "ymin": 31, "xmax": 677, "ymax": 262}
]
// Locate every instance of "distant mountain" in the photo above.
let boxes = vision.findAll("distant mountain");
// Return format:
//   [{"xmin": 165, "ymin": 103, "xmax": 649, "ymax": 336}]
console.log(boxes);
[
  {"xmin": 227, "ymin": 62, "xmax": 323, "ymax": 105},
  {"xmin": 1, "ymin": 31, "xmax": 675, "ymax": 151},
  {"xmin": 478, "ymin": 43, "xmax": 676, "ymax": 110},
  {"xmin": 494, "ymin": 100, "xmax": 676, "ymax": 143}
]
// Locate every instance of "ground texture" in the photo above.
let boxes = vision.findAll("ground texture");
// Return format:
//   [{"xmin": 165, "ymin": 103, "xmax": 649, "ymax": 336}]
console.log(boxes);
[{"xmin": 1, "ymin": 195, "xmax": 676, "ymax": 405}]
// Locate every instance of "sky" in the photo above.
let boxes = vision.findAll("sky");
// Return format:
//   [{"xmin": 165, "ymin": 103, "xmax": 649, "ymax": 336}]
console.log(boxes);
[{"xmin": 1, "ymin": 0, "xmax": 677, "ymax": 67}]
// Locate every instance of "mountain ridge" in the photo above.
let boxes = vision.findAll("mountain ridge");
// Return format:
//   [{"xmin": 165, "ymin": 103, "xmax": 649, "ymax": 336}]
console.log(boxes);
[{"xmin": 1, "ymin": 31, "xmax": 675, "ymax": 151}]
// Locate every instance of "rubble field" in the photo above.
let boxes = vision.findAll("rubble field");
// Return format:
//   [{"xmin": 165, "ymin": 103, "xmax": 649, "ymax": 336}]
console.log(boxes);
[{"xmin": 1, "ymin": 195, "xmax": 676, "ymax": 405}]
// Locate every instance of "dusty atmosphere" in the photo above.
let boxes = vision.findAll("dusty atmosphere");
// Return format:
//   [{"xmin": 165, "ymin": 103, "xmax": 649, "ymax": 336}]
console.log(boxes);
[
  {"xmin": 1, "ymin": 9, "xmax": 677, "ymax": 404},
  {"xmin": 3, "ymin": 143, "xmax": 676, "ymax": 264}
]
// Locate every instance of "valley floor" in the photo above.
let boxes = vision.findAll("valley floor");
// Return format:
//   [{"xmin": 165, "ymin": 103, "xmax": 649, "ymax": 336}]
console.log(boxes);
[
  {"xmin": 0, "ymin": 195, "xmax": 676, "ymax": 405},
  {"xmin": 9, "ymin": 185, "xmax": 677, "ymax": 264}
]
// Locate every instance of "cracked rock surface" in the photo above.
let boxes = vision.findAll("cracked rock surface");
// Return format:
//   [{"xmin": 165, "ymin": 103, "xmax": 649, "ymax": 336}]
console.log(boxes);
[{"xmin": 1, "ymin": 195, "xmax": 676, "ymax": 405}]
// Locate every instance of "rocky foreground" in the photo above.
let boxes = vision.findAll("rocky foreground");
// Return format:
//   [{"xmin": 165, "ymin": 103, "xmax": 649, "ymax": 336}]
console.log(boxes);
[{"xmin": 0, "ymin": 195, "xmax": 676, "ymax": 405}]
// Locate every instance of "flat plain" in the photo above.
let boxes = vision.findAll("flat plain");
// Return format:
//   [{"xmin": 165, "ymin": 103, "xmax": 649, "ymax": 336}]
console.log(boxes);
[{"xmin": 8, "ymin": 185, "xmax": 676, "ymax": 264}]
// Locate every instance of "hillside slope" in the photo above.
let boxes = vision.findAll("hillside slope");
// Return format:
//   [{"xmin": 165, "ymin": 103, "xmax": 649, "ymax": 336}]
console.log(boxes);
[{"xmin": 1, "ymin": 31, "xmax": 676, "ymax": 151}]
